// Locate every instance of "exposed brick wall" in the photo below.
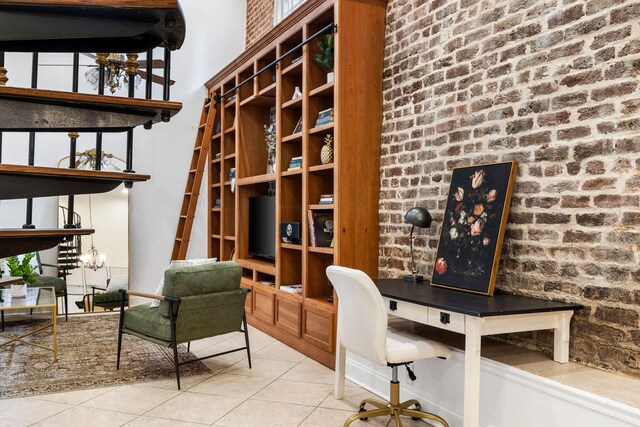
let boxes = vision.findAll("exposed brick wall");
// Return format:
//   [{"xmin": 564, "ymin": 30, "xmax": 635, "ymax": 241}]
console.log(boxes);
[
  {"xmin": 379, "ymin": 0, "xmax": 640, "ymax": 376},
  {"xmin": 246, "ymin": 0, "xmax": 275, "ymax": 47}
]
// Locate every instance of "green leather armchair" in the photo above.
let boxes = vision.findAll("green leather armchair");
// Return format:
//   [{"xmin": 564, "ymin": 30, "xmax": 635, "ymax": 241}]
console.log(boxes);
[{"xmin": 116, "ymin": 261, "xmax": 251, "ymax": 389}]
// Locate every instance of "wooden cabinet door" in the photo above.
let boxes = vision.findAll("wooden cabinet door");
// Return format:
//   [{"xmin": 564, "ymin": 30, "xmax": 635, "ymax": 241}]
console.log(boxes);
[
  {"xmin": 302, "ymin": 304, "xmax": 335, "ymax": 353},
  {"xmin": 276, "ymin": 295, "xmax": 302, "ymax": 337},
  {"xmin": 253, "ymin": 286, "xmax": 275, "ymax": 324},
  {"xmin": 241, "ymin": 280, "xmax": 253, "ymax": 314}
]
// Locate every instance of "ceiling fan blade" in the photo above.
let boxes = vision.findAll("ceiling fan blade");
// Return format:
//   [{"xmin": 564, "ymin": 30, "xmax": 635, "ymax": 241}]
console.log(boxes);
[
  {"xmin": 138, "ymin": 70, "xmax": 175, "ymax": 86},
  {"xmin": 137, "ymin": 59, "xmax": 166, "ymax": 69}
]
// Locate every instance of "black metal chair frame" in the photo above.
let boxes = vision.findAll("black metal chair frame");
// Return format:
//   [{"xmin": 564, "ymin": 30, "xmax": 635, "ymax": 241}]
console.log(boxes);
[{"xmin": 116, "ymin": 289, "xmax": 252, "ymax": 390}]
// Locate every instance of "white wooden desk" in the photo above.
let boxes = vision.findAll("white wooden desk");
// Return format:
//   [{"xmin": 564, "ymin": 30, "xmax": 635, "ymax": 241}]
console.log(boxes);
[{"xmin": 334, "ymin": 279, "xmax": 583, "ymax": 427}]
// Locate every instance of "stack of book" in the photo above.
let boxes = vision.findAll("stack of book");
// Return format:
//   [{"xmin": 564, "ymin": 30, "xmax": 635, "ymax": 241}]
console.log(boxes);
[
  {"xmin": 214, "ymin": 198, "xmax": 221, "ymax": 209},
  {"xmin": 229, "ymin": 168, "xmax": 235, "ymax": 181},
  {"xmin": 307, "ymin": 209, "xmax": 334, "ymax": 247},
  {"xmin": 318, "ymin": 194, "xmax": 333, "ymax": 205},
  {"xmin": 315, "ymin": 108, "xmax": 334, "ymax": 127},
  {"xmin": 288, "ymin": 156, "xmax": 303, "ymax": 171}
]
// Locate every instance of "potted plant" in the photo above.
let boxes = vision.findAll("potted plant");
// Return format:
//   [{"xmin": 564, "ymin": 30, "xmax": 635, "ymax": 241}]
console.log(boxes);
[
  {"xmin": 6, "ymin": 254, "xmax": 37, "ymax": 298},
  {"xmin": 315, "ymin": 33, "xmax": 334, "ymax": 83}
]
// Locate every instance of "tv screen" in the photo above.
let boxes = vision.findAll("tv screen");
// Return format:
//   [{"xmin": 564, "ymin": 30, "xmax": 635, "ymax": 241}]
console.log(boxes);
[{"xmin": 249, "ymin": 196, "xmax": 276, "ymax": 260}]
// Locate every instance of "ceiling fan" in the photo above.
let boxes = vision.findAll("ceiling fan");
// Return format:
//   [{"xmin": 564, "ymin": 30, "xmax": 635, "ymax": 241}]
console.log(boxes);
[{"xmin": 40, "ymin": 53, "xmax": 175, "ymax": 94}]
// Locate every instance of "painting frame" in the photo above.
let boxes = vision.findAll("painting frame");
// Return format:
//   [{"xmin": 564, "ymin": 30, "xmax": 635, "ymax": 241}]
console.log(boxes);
[{"xmin": 431, "ymin": 161, "xmax": 518, "ymax": 296}]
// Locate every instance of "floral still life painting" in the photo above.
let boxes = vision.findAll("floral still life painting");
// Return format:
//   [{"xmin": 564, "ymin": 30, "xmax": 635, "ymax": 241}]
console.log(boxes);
[{"xmin": 431, "ymin": 161, "xmax": 517, "ymax": 295}]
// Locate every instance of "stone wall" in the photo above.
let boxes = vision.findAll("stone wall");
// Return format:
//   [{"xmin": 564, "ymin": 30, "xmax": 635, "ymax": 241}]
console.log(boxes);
[
  {"xmin": 379, "ymin": 0, "xmax": 640, "ymax": 376},
  {"xmin": 246, "ymin": 0, "xmax": 274, "ymax": 47}
]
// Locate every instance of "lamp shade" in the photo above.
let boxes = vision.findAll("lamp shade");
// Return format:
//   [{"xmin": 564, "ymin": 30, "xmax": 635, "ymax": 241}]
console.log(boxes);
[{"xmin": 404, "ymin": 207, "xmax": 432, "ymax": 229}]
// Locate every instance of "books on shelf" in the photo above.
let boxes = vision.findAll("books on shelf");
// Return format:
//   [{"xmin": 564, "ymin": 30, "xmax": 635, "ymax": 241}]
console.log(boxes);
[
  {"xmin": 259, "ymin": 280, "xmax": 275, "ymax": 287},
  {"xmin": 214, "ymin": 198, "xmax": 221, "ymax": 208},
  {"xmin": 319, "ymin": 193, "xmax": 334, "ymax": 205},
  {"xmin": 215, "ymin": 152, "xmax": 221, "ymax": 159},
  {"xmin": 307, "ymin": 209, "xmax": 334, "ymax": 248},
  {"xmin": 280, "ymin": 284, "xmax": 302, "ymax": 294},
  {"xmin": 291, "ymin": 55, "xmax": 302, "ymax": 65},
  {"xmin": 288, "ymin": 156, "xmax": 303, "ymax": 171},
  {"xmin": 315, "ymin": 108, "xmax": 334, "ymax": 127},
  {"xmin": 229, "ymin": 168, "xmax": 235, "ymax": 180}
]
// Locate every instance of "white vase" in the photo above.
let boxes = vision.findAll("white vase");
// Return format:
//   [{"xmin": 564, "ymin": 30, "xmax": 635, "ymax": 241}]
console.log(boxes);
[
  {"xmin": 11, "ymin": 282, "xmax": 27, "ymax": 298},
  {"xmin": 292, "ymin": 86, "xmax": 302, "ymax": 100},
  {"xmin": 327, "ymin": 72, "xmax": 334, "ymax": 83}
]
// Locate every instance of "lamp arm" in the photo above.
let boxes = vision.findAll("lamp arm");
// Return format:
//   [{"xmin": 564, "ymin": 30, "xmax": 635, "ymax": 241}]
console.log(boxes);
[{"xmin": 409, "ymin": 225, "xmax": 416, "ymax": 276}]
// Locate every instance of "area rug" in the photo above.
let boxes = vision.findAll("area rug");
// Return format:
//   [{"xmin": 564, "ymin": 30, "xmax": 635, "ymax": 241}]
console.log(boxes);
[{"xmin": 0, "ymin": 313, "xmax": 210, "ymax": 399}]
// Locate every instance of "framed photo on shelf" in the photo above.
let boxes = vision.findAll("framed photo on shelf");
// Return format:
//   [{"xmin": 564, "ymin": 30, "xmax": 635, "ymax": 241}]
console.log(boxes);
[
  {"xmin": 293, "ymin": 116, "xmax": 303, "ymax": 134},
  {"xmin": 431, "ymin": 161, "xmax": 517, "ymax": 296}
]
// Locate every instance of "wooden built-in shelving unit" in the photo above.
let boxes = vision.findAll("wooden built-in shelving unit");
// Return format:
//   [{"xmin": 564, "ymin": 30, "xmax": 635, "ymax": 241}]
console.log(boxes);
[{"xmin": 204, "ymin": 0, "xmax": 386, "ymax": 367}]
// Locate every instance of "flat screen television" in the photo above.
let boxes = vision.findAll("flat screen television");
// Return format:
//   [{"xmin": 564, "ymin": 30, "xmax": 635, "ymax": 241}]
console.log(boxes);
[{"xmin": 249, "ymin": 195, "xmax": 276, "ymax": 260}]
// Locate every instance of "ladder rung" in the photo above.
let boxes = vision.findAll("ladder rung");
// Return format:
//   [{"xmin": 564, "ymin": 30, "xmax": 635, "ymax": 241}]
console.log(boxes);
[
  {"xmin": 175, "ymin": 238, "xmax": 182, "ymax": 242},
  {"xmin": 199, "ymin": 123, "xmax": 206, "ymax": 129},
  {"xmin": 189, "ymin": 169, "xmax": 197, "ymax": 173},
  {"xmin": 194, "ymin": 146, "xmax": 202, "ymax": 151},
  {"xmin": 185, "ymin": 192, "xmax": 192, "ymax": 196},
  {"xmin": 180, "ymin": 215, "xmax": 187, "ymax": 219}
]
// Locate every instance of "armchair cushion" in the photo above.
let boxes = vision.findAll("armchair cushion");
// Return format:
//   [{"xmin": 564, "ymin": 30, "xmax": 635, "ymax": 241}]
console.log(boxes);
[
  {"xmin": 31, "ymin": 275, "xmax": 66, "ymax": 294},
  {"xmin": 123, "ymin": 303, "xmax": 173, "ymax": 344},
  {"xmin": 159, "ymin": 261, "xmax": 241, "ymax": 317}
]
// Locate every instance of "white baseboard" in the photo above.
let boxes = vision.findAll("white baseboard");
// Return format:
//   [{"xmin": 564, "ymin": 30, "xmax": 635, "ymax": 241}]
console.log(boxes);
[{"xmin": 345, "ymin": 348, "xmax": 640, "ymax": 427}]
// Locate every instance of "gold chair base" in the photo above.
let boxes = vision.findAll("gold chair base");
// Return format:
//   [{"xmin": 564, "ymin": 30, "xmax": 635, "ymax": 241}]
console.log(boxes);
[{"xmin": 343, "ymin": 382, "xmax": 448, "ymax": 427}]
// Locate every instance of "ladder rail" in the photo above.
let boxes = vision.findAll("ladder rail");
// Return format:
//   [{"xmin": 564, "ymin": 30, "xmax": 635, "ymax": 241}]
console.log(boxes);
[{"xmin": 171, "ymin": 98, "xmax": 216, "ymax": 260}]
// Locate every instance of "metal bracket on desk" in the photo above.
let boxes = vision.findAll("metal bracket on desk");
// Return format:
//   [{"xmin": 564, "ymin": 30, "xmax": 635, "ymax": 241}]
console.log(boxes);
[{"xmin": 389, "ymin": 300, "xmax": 397, "ymax": 311}]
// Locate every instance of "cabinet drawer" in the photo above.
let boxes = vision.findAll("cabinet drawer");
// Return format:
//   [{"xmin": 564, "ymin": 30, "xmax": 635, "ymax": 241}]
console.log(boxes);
[
  {"xmin": 383, "ymin": 297, "xmax": 429, "ymax": 324},
  {"xmin": 276, "ymin": 295, "xmax": 302, "ymax": 337},
  {"xmin": 427, "ymin": 308, "xmax": 465, "ymax": 333},
  {"xmin": 253, "ymin": 287, "xmax": 275, "ymax": 324},
  {"xmin": 303, "ymin": 305, "xmax": 335, "ymax": 353}
]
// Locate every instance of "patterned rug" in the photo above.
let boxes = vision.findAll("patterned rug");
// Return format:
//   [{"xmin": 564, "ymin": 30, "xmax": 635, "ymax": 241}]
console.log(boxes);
[{"xmin": 0, "ymin": 313, "xmax": 210, "ymax": 399}]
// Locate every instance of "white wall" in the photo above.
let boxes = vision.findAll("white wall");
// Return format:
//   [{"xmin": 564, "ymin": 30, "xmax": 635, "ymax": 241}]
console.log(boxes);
[
  {"xmin": 129, "ymin": 0, "xmax": 247, "ymax": 293},
  {"xmin": 347, "ymin": 351, "xmax": 640, "ymax": 427},
  {"xmin": 0, "ymin": 1, "xmax": 248, "ymax": 291}
]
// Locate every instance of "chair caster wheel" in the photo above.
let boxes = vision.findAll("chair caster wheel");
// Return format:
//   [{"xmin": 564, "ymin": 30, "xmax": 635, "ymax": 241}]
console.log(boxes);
[{"xmin": 359, "ymin": 407, "xmax": 369, "ymax": 421}]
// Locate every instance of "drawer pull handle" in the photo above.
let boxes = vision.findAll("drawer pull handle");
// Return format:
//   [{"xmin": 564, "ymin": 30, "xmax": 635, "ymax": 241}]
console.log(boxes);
[
  {"xmin": 390, "ymin": 300, "xmax": 397, "ymax": 311},
  {"xmin": 440, "ymin": 312, "xmax": 450, "ymax": 325}
]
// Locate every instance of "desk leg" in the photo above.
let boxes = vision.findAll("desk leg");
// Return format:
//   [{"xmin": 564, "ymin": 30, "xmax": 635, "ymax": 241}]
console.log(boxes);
[
  {"xmin": 334, "ymin": 336, "xmax": 346, "ymax": 399},
  {"xmin": 464, "ymin": 316, "xmax": 482, "ymax": 427},
  {"xmin": 553, "ymin": 311, "xmax": 573, "ymax": 363}
]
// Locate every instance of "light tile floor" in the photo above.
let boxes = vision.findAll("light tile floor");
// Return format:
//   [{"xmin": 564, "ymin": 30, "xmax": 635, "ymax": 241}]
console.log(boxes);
[
  {"xmin": 4, "ymin": 321, "xmax": 639, "ymax": 426},
  {"xmin": 2, "ymin": 327, "xmax": 436, "ymax": 427}
]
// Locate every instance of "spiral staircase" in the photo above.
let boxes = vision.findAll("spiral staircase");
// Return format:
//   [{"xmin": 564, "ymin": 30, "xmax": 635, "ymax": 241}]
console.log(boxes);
[{"xmin": 0, "ymin": 0, "xmax": 186, "ymax": 260}]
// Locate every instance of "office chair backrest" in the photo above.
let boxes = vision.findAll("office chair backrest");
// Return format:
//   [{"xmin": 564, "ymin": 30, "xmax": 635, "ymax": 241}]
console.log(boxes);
[{"xmin": 326, "ymin": 266, "xmax": 388, "ymax": 366}]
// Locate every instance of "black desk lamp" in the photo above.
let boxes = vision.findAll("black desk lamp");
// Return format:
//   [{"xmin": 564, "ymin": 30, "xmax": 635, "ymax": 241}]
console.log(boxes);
[{"xmin": 404, "ymin": 207, "xmax": 432, "ymax": 282}]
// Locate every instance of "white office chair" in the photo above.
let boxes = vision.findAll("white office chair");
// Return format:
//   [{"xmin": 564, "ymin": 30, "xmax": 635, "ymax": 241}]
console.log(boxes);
[{"xmin": 326, "ymin": 266, "xmax": 451, "ymax": 427}]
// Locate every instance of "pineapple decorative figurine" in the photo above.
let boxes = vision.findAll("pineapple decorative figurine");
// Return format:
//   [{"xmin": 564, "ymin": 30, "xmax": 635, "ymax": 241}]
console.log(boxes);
[{"xmin": 321, "ymin": 134, "xmax": 333, "ymax": 164}]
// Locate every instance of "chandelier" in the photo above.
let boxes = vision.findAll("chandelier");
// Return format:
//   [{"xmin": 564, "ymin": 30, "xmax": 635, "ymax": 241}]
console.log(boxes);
[
  {"xmin": 79, "ymin": 195, "xmax": 106, "ymax": 271},
  {"xmin": 84, "ymin": 53, "xmax": 142, "ymax": 94},
  {"xmin": 75, "ymin": 149, "xmax": 121, "ymax": 171}
]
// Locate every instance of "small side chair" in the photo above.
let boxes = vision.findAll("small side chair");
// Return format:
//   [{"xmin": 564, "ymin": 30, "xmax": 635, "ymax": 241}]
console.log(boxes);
[
  {"xmin": 117, "ymin": 261, "xmax": 251, "ymax": 389},
  {"xmin": 326, "ymin": 265, "xmax": 451, "ymax": 427}
]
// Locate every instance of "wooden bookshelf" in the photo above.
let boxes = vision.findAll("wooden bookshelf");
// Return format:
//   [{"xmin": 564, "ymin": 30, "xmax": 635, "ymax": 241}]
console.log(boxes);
[{"xmin": 204, "ymin": 0, "xmax": 385, "ymax": 368}]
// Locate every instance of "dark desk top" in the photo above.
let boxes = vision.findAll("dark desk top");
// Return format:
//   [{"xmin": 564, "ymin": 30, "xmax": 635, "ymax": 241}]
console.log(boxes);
[{"xmin": 375, "ymin": 279, "xmax": 583, "ymax": 318}]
